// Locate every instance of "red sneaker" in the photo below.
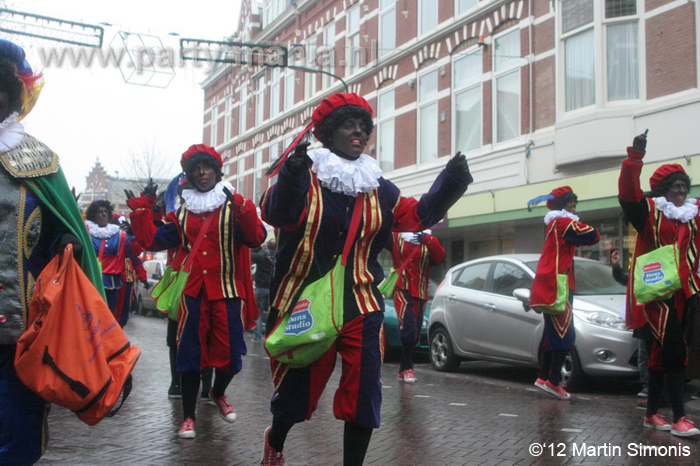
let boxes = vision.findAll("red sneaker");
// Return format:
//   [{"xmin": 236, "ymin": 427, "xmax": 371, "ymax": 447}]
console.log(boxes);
[
  {"xmin": 542, "ymin": 380, "xmax": 571, "ymax": 400},
  {"xmin": 671, "ymin": 417, "xmax": 700, "ymax": 437},
  {"xmin": 403, "ymin": 369, "xmax": 416, "ymax": 383},
  {"xmin": 643, "ymin": 413, "xmax": 671, "ymax": 431},
  {"xmin": 210, "ymin": 389, "xmax": 237, "ymax": 423},
  {"xmin": 178, "ymin": 417, "xmax": 196, "ymax": 439},
  {"xmin": 397, "ymin": 371, "xmax": 405, "ymax": 380},
  {"xmin": 261, "ymin": 426, "xmax": 285, "ymax": 465},
  {"xmin": 534, "ymin": 378, "xmax": 546, "ymax": 389}
]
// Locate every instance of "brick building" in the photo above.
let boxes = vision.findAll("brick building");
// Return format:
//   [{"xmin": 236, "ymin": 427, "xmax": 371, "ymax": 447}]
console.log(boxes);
[{"xmin": 201, "ymin": 0, "xmax": 700, "ymax": 271}]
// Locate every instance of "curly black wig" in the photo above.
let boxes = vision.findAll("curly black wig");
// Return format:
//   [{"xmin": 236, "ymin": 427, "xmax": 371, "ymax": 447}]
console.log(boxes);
[
  {"xmin": 651, "ymin": 171, "xmax": 691, "ymax": 198},
  {"xmin": 183, "ymin": 155, "xmax": 223, "ymax": 187},
  {"xmin": 86, "ymin": 199, "xmax": 114, "ymax": 223},
  {"xmin": 553, "ymin": 192, "xmax": 578, "ymax": 211},
  {"xmin": 317, "ymin": 105, "xmax": 374, "ymax": 148},
  {"xmin": 0, "ymin": 58, "xmax": 23, "ymax": 120}
]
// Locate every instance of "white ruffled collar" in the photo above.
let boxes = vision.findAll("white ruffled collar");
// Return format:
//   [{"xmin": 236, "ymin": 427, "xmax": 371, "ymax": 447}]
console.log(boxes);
[
  {"xmin": 544, "ymin": 210, "xmax": 580, "ymax": 225},
  {"xmin": 86, "ymin": 220, "xmax": 120, "ymax": 239},
  {"xmin": 653, "ymin": 197, "xmax": 698, "ymax": 223},
  {"xmin": 182, "ymin": 180, "xmax": 234, "ymax": 214},
  {"xmin": 0, "ymin": 112, "xmax": 24, "ymax": 152},
  {"xmin": 308, "ymin": 148, "xmax": 383, "ymax": 197}
]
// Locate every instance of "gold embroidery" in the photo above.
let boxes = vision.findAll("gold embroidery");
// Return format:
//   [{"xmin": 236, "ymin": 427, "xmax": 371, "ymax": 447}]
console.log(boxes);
[{"xmin": 0, "ymin": 134, "xmax": 59, "ymax": 178}]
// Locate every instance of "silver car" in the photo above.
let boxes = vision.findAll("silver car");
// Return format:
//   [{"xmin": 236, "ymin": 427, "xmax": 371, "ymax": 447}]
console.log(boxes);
[
  {"xmin": 428, "ymin": 254, "xmax": 638, "ymax": 388},
  {"xmin": 134, "ymin": 259, "xmax": 167, "ymax": 318}
]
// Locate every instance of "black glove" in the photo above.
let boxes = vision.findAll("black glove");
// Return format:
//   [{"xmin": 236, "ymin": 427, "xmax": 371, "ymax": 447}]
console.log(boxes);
[
  {"xmin": 119, "ymin": 221, "xmax": 133, "ymax": 236},
  {"xmin": 57, "ymin": 233, "xmax": 83, "ymax": 261},
  {"xmin": 633, "ymin": 129, "xmax": 648, "ymax": 151},
  {"xmin": 143, "ymin": 178, "xmax": 159, "ymax": 197},
  {"xmin": 141, "ymin": 280, "xmax": 151, "ymax": 291},
  {"xmin": 446, "ymin": 151, "xmax": 471, "ymax": 181},
  {"xmin": 286, "ymin": 142, "xmax": 312, "ymax": 176},
  {"xmin": 416, "ymin": 232, "xmax": 425, "ymax": 244}
]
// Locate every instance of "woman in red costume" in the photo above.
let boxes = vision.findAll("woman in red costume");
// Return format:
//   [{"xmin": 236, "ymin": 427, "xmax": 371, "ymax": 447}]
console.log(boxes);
[
  {"xmin": 528, "ymin": 186, "xmax": 600, "ymax": 400},
  {"xmin": 619, "ymin": 130, "xmax": 700, "ymax": 437}
]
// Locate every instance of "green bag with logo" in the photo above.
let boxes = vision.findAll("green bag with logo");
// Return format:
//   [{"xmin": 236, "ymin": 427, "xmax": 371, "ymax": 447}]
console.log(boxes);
[
  {"xmin": 378, "ymin": 269, "xmax": 398, "ymax": 299},
  {"xmin": 265, "ymin": 194, "xmax": 364, "ymax": 368},
  {"xmin": 634, "ymin": 244, "xmax": 681, "ymax": 305},
  {"xmin": 532, "ymin": 274, "xmax": 569, "ymax": 315}
]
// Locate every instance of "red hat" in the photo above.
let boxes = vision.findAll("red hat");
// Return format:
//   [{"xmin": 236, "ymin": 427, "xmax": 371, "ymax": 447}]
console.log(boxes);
[
  {"xmin": 649, "ymin": 164, "xmax": 685, "ymax": 193},
  {"xmin": 546, "ymin": 186, "xmax": 574, "ymax": 210},
  {"xmin": 181, "ymin": 144, "xmax": 223, "ymax": 171},
  {"xmin": 311, "ymin": 93, "xmax": 373, "ymax": 140}
]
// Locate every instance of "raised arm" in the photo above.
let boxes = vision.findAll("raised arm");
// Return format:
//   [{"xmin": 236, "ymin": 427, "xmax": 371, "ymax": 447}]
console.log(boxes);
[{"xmin": 619, "ymin": 131, "xmax": 650, "ymax": 233}]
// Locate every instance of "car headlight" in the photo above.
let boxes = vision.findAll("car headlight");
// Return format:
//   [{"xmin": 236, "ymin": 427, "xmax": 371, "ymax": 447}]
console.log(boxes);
[{"xmin": 574, "ymin": 309, "xmax": 627, "ymax": 330}]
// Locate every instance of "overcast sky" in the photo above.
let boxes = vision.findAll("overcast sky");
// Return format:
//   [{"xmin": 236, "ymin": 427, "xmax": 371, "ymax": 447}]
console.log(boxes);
[{"xmin": 7, "ymin": 0, "xmax": 241, "ymax": 192}]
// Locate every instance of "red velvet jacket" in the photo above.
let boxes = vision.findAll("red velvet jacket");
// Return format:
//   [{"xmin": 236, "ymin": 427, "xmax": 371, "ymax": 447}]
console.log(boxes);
[{"xmin": 391, "ymin": 232, "xmax": 444, "ymax": 300}]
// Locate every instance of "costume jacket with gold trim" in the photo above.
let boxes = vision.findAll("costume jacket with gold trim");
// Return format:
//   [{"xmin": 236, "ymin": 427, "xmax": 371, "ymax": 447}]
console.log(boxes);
[
  {"xmin": 619, "ymin": 148, "xmax": 700, "ymax": 343},
  {"xmin": 129, "ymin": 194, "xmax": 266, "ymax": 328},
  {"xmin": 90, "ymin": 230, "xmax": 142, "ymax": 290},
  {"xmin": 261, "ymin": 162, "xmax": 469, "ymax": 324},
  {"xmin": 530, "ymin": 215, "xmax": 600, "ymax": 337},
  {"xmin": 391, "ymin": 232, "xmax": 444, "ymax": 300}
]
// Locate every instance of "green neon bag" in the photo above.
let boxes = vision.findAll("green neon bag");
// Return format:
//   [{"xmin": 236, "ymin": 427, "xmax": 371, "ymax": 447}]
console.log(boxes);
[
  {"xmin": 151, "ymin": 266, "xmax": 188, "ymax": 320},
  {"xmin": 532, "ymin": 274, "xmax": 569, "ymax": 315},
  {"xmin": 264, "ymin": 256, "xmax": 345, "ymax": 368},
  {"xmin": 378, "ymin": 269, "xmax": 398, "ymax": 299},
  {"xmin": 634, "ymin": 244, "xmax": 681, "ymax": 305}
]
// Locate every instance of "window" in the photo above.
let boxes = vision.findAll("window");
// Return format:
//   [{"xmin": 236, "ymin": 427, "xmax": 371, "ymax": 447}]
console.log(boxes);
[
  {"xmin": 346, "ymin": 6, "xmax": 361, "ymax": 75},
  {"xmin": 493, "ymin": 29, "xmax": 520, "ymax": 143},
  {"xmin": 562, "ymin": 0, "xmax": 594, "ymax": 111},
  {"xmin": 237, "ymin": 156, "xmax": 246, "ymax": 195},
  {"xmin": 284, "ymin": 69, "xmax": 294, "ymax": 111},
  {"xmin": 254, "ymin": 150, "xmax": 263, "ymax": 202},
  {"xmin": 304, "ymin": 36, "xmax": 317, "ymax": 99},
  {"xmin": 418, "ymin": 69, "xmax": 438, "ymax": 164},
  {"xmin": 453, "ymin": 51, "xmax": 482, "ymax": 153},
  {"xmin": 268, "ymin": 142, "xmax": 280, "ymax": 186},
  {"xmin": 377, "ymin": 89, "xmax": 395, "ymax": 172},
  {"xmin": 491, "ymin": 262, "xmax": 532, "ymax": 297},
  {"xmin": 255, "ymin": 74, "xmax": 265, "ymax": 126},
  {"xmin": 605, "ymin": 1, "xmax": 638, "ymax": 101},
  {"xmin": 224, "ymin": 96, "xmax": 232, "ymax": 141},
  {"xmin": 239, "ymin": 85, "xmax": 248, "ymax": 135},
  {"xmin": 457, "ymin": 0, "xmax": 478, "ymax": 15},
  {"xmin": 263, "ymin": 0, "xmax": 288, "ymax": 27},
  {"xmin": 379, "ymin": 0, "xmax": 396, "ymax": 58},
  {"xmin": 419, "ymin": 0, "xmax": 438, "ymax": 36},
  {"xmin": 322, "ymin": 22, "xmax": 336, "ymax": 88},
  {"xmin": 453, "ymin": 262, "xmax": 491, "ymax": 291},
  {"xmin": 210, "ymin": 104, "xmax": 219, "ymax": 145},
  {"xmin": 270, "ymin": 68, "xmax": 280, "ymax": 119}
]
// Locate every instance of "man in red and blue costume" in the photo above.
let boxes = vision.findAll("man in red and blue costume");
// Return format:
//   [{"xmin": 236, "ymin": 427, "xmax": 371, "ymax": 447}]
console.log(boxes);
[
  {"xmin": 391, "ymin": 230, "xmax": 444, "ymax": 383},
  {"xmin": 529, "ymin": 186, "xmax": 599, "ymax": 400},
  {"xmin": 127, "ymin": 144, "xmax": 265, "ymax": 439},
  {"xmin": 259, "ymin": 93, "xmax": 472, "ymax": 466}
]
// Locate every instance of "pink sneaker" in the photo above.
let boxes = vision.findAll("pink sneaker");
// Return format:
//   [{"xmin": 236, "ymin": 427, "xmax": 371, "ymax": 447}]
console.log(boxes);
[
  {"xmin": 178, "ymin": 417, "xmax": 196, "ymax": 439},
  {"xmin": 671, "ymin": 417, "xmax": 700, "ymax": 437},
  {"xmin": 403, "ymin": 369, "xmax": 416, "ymax": 383},
  {"xmin": 643, "ymin": 413, "xmax": 671, "ymax": 431},
  {"xmin": 542, "ymin": 380, "xmax": 571, "ymax": 400},
  {"xmin": 534, "ymin": 378, "xmax": 546, "ymax": 389},
  {"xmin": 261, "ymin": 426, "xmax": 285, "ymax": 465},
  {"xmin": 397, "ymin": 371, "xmax": 405, "ymax": 380},
  {"xmin": 210, "ymin": 389, "xmax": 237, "ymax": 423}
]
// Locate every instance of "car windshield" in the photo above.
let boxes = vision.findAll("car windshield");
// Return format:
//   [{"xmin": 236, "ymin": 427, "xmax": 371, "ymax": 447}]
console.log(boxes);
[{"xmin": 523, "ymin": 259, "xmax": 627, "ymax": 296}]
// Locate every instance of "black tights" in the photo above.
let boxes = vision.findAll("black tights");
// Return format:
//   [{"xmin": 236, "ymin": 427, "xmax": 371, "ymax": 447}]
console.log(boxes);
[
  {"xmin": 399, "ymin": 341, "xmax": 415, "ymax": 372},
  {"xmin": 181, "ymin": 369, "xmax": 235, "ymax": 420},
  {"xmin": 538, "ymin": 350, "xmax": 567, "ymax": 385},
  {"xmin": 268, "ymin": 420, "xmax": 373, "ymax": 466},
  {"xmin": 646, "ymin": 369, "xmax": 686, "ymax": 422}
]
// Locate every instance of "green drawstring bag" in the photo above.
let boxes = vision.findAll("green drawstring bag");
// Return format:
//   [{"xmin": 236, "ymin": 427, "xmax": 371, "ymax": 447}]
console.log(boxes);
[
  {"xmin": 634, "ymin": 244, "xmax": 681, "ymax": 305},
  {"xmin": 532, "ymin": 274, "xmax": 569, "ymax": 315},
  {"xmin": 264, "ymin": 256, "xmax": 345, "ymax": 368},
  {"xmin": 378, "ymin": 269, "xmax": 398, "ymax": 299}
]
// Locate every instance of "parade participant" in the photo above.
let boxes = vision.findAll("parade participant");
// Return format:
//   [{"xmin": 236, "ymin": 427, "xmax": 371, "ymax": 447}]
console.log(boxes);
[
  {"xmin": 391, "ymin": 230, "xmax": 444, "ymax": 383},
  {"xmin": 127, "ymin": 144, "xmax": 265, "ymax": 439},
  {"xmin": 619, "ymin": 130, "xmax": 700, "ymax": 437},
  {"xmin": 111, "ymin": 215, "xmax": 148, "ymax": 327},
  {"xmin": 528, "ymin": 186, "xmax": 600, "ymax": 400},
  {"xmin": 259, "ymin": 92, "xmax": 472, "ymax": 466},
  {"xmin": 0, "ymin": 38, "xmax": 103, "ymax": 465},
  {"xmin": 251, "ymin": 237, "xmax": 276, "ymax": 342},
  {"xmin": 85, "ymin": 200, "xmax": 143, "ymax": 316}
]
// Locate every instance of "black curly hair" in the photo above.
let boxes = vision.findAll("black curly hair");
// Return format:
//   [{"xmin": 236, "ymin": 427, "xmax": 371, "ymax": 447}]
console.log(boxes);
[
  {"xmin": 183, "ymin": 155, "xmax": 223, "ymax": 188},
  {"xmin": 553, "ymin": 192, "xmax": 578, "ymax": 211},
  {"xmin": 86, "ymin": 200, "xmax": 114, "ymax": 223},
  {"xmin": 317, "ymin": 105, "xmax": 374, "ymax": 148},
  {"xmin": 0, "ymin": 58, "xmax": 23, "ymax": 120},
  {"xmin": 651, "ymin": 171, "xmax": 691, "ymax": 198}
]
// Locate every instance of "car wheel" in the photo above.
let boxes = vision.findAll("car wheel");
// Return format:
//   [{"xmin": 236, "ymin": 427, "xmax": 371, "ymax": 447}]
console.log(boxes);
[
  {"xmin": 429, "ymin": 327, "xmax": 460, "ymax": 372},
  {"xmin": 561, "ymin": 349, "xmax": 585, "ymax": 390}
]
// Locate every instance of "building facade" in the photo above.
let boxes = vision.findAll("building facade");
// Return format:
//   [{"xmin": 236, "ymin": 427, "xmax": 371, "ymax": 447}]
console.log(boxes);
[{"xmin": 201, "ymin": 0, "xmax": 700, "ymax": 273}]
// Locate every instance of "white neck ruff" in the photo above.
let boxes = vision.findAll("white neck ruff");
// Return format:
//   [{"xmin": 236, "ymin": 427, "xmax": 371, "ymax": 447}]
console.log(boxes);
[
  {"xmin": 182, "ymin": 180, "xmax": 234, "ymax": 214},
  {"xmin": 86, "ymin": 220, "xmax": 120, "ymax": 239},
  {"xmin": 0, "ymin": 112, "xmax": 24, "ymax": 152},
  {"xmin": 653, "ymin": 196, "xmax": 698, "ymax": 223},
  {"xmin": 308, "ymin": 148, "xmax": 383, "ymax": 197},
  {"xmin": 544, "ymin": 210, "xmax": 580, "ymax": 225}
]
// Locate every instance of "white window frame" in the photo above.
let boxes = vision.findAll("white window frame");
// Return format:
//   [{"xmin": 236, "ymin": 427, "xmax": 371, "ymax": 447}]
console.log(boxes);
[
  {"xmin": 254, "ymin": 150, "xmax": 264, "ymax": 202},
  {"xmin": 378, "ymin": 0, "xmax": 396, "ymax": 58},
  {"xmin": 211, "ymin": 103, "xmax": 219, "ymax": 145},
  {"xmin": 255, "ymin": 73, "xmax": 265, "ymax": 126},
  {"xmin": 492, "ymin": 27, "xmax": 521, "ymax": 144},
  {"xmin": 346, "ymin": 5, "xmax": 361, "ymax": 75},
  {"xmin": 283, "ymin": 69, "xmax": 294, "ymax": 111},
  {"xmin": 304, "ymin": 35, "xmax": 318, "ymax": 99},
  {"xmin": 322, "ymin": 22, "xmax": 336, "ymax": 89},
  {"xmin": 377, "ymin": 87, "xmax": 395, "ymax": 172},
  {"xmin": 455, "ymin": 0, "xmax": 479, "ymax": 17},
  {"xmin": 452, "ymin": 48, "xmax": 483, "ymax": 154},
  {"xmin": 418, "ymin": 0, "xmax": 438, "ymax": 37},
  {"xmin": 417, "ymin": 67, "xmax": 439, "ymax": 164},
  {"xmin": 239, "ymin": 85, "xmax": 248, "ymax": 136},
  {"xmin": 237, "ymin": 156, "xmax": 247, "ymax": 196},
  {"xmin": 224, "ymin": 96, "xmax": 232, "ymax": 141},
  {"xmin": 270, "ymin": 68, "xmax": 280, "ymax": 119}
]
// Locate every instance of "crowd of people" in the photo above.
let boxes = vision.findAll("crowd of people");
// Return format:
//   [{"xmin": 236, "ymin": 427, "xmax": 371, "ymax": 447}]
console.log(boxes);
[{"xmin": 2, "ymin": 34, "xmax": 700, "ymax": 466}]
